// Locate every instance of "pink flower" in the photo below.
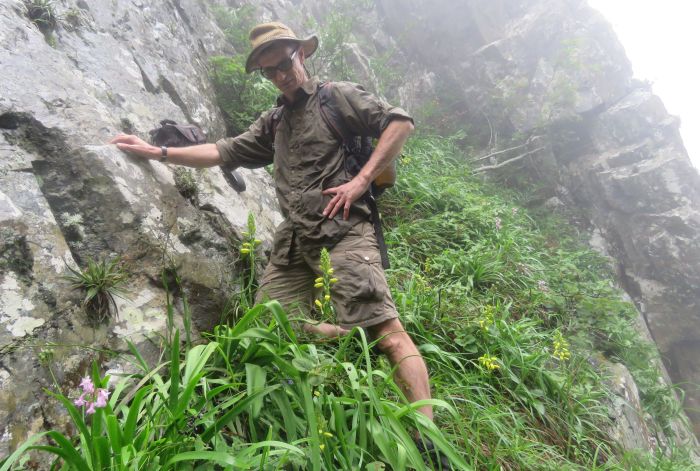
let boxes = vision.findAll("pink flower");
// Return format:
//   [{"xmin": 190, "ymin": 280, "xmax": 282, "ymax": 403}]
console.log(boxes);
[
  {"xmin": 74, "ymin": 393, "xmax": 86, "ymax": 408},
  {"xmin": 495, "ymin": 217, "xmax": 502, "ymax": 231},
  {"xmin": 86, "ymin": 402, "xmax": 96, "ymax": 415},
  {"xmin": 95, "ymin": 389, "xmax": 109, "ymax": 408},
  {"xmin": 79, "ymin": 376, "xmax": 95, "ymax": 394}
]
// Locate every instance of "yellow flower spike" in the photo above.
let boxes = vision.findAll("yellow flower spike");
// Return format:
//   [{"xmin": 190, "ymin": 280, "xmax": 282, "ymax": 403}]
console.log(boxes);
[
  {"xmin": 328, "ymin": 268, "xmax": 334, "ymax": 274},
  {"xmin": 314, "ymin": 283, "xmax": 324, "ymax": 289},
  {"xmin": 324, "ymin": 294, "xmax": 331, "ymax": 301},
  {"xmin": 254, "ymin": 239, "xmax": 262, "ymax": 245},
  {"xmin": 314, "ymin": 277, "xmax": 324, "ymax": 284},
  {"xmin": 329, "ymin": 278, "xmax": 338, "ymax": 284},
  {"xmin": 315, "ymin": 299, "xmax": 323, "ymax": 308},
  {"xmin": 240, "ymin": 249, "xmax": 250, "ymax": 254}
]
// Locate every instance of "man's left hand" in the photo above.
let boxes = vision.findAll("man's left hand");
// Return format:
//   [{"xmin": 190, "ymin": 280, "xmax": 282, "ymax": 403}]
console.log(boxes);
[{"xmin": 322, "ymin": 176, "xmax": 370, "ymax": 220}]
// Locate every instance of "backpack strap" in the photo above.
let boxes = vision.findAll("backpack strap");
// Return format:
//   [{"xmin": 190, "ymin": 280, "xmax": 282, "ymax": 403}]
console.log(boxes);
[
  {"xmin": 318, "ymin": 82, "xmax": 352, "ymax": 143},
  {"xmin": 268, "ymin": 105, "xmax": 285, "ymax": 148}
]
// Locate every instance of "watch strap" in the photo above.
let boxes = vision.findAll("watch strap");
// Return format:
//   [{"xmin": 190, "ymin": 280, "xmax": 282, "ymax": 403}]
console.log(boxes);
[{"xmin": 160, "ymin": 146, "xmax": 168, "ymax": 162}]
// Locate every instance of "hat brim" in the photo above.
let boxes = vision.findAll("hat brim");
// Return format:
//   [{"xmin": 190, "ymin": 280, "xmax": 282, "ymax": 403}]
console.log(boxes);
[{"xmin": 245, "ymin": 35, "xmax": 318, "ymax": 73}]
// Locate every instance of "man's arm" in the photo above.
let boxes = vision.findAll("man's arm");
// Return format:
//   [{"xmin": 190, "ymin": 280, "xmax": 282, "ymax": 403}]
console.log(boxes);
[
  {"xmin": 322, "ymin": 118, "xmax": 414, "ymax": 220},
  {"xmin": 109, "ymin": 134, "xmax": 223, "ymax": 168}
]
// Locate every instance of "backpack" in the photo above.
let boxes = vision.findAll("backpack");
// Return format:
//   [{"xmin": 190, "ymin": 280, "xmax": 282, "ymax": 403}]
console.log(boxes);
[
  {"xmin": 269, "ymin": 82, "xmax": 395, "ymax": 268},
  {"xmin": 148, "ymin": 120, "xmax": 246, "ymax": 193}
]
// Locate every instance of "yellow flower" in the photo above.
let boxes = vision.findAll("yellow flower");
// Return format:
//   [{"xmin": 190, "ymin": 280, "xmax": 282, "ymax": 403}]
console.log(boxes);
[
  {"xmin": 552, "ymin": 331, "xmax": 571, "ymax": 362},
  {"xmin": 329, "ymin": 278, "xmax": 338, "ymax": 284},
  {"xmin": 314, "ymin": 277, "xmax": 324, "ymax": 284},
  {"xmin": 324, "ymin": 294, "xmax": 331, "ymax": 301},
  {"xmin": 328, "ymin": 268, "xmax": 334, "ymax": 275},
  {"xmin": 479, "ymin": 305, "xmax": 495, "ymax": 331},
  {"xmin": 240, "ymin": 248, "xmax": 250, "ymax": 254},
  {"xmin": 314, "ymin": 282, "xmax": 324, "ymax": 288},
  {"xmin": 315, "ymin": 299, "xmax": 323, "ymax": 308},
  {"xmin": 478, "ymin": 354, "xmax": 500, "ymax": 371},
  {"xmin": 314, "ymin": 390, "xmax": 321, "ymax": 397},
  {"xmin": 319, "ymin": 444, "xmax": 325, "ymax": 451},
  {"xmin": 323, "ymin": 431, "xmax": 333, "ymax": 438}
]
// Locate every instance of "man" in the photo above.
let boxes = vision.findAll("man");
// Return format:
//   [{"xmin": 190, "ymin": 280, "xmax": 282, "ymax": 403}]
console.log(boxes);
[{"xmin": 111, "ymin": 22, "xmax": 449, "ymax": 468}]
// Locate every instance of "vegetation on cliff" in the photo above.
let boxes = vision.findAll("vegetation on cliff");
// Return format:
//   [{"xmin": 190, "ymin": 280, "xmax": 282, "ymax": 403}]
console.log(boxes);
[{"xmin": 3, "ymin": 4, "xmax": 696, "ymax": 470}]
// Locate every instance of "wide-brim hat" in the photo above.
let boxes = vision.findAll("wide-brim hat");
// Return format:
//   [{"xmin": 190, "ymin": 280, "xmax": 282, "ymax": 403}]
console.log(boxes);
[{"xmin": 245, "ymin": 22, "xmax": 318, "ymax": 73}]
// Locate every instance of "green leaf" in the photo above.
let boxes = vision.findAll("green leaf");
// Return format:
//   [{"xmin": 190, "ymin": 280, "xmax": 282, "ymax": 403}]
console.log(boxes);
[
  {"xmin": 165, "ymin": 451, "xmax": 242, "ymax": 467},
  {"xmin": 0, "ymin": 431, "xmax": 47, "ymax": 471},
  {"xmin": 201, "ymin": 385, "xmax": 279, "ymax": 442},
  {"xmin": 291, "ymin": 356, "xmax": 316, "ymax": 372},
  {"xmin": 169, "ymin": 329, "xmax": 181, "ymax": 412},
  {"xmin": 245, "ymin": 363, "xmax": 267, "ymax": 418},
  {"xmin": 123, "ymin": 387, "xmax": 148, "ymax": 445}
]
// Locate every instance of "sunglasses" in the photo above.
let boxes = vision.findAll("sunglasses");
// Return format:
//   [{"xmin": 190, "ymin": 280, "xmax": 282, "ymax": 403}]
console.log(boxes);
[{"xmin": 259, "ymin": 48, "xmax": 299, "ymax": 80}]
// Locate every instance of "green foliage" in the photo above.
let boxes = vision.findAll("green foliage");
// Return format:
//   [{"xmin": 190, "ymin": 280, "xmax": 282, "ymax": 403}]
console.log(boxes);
[
  {"xmin": 64, "ymin": 257, "xmax": 128, "ymax": 323},
  {"xmin": 3, "ymin": 302, "xmax": 467, "ymax": 470},
  {"xmin": 211, "ymin": 3, "xmax": 258, "ymax": 50},
  {"xmin": 379, "ymin": 133, "xmax": 696, "ymax": 468},
  {"xmin": 209, "ymin": 4, "xmax": 278, "ymax": 135},
  {"xmin": 23, "ymin": 0, "xmax": 57, "ymax": 33},
  {"xmin": 172, "ymin": 167, "xmax": 198, "ymax": 202},
  {"xmin": 209, "ymin": 54, "xmax": 278, "ymax": 134}
]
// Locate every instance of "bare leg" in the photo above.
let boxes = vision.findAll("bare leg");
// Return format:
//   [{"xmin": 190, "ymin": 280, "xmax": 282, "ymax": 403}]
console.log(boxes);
[
  {"xmin": 303, "ymin": 322, "xmax": 350, "ymax": 338},
  {"xmin": 368, "ymin": 318, "xmax": 433, "ymax": 420}
]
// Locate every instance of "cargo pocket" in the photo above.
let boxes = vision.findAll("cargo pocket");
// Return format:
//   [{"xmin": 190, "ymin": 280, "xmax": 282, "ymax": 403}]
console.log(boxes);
[{"xmin": 341, "ymin": 250, "xmax": 385, "ymax": 303}]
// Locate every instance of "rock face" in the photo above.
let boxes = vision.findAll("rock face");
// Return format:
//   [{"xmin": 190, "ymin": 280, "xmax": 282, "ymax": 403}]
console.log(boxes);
[
  {"xmin": 0, "ymin": 0, "xmax": 281, "ymax": 455},
  {"xmin": 374, "ymin": 0, "xmax": 700, "ymax": 440},
  {"xmin": 1, "ymin": 0, "xmax": 699, "ymax": 458}
]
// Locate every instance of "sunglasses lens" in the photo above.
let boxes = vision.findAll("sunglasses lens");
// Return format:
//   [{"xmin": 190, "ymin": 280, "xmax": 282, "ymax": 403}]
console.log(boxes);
[
  {"xmin": 277, "ymin": 57, "xmax": 293, "ymax": 72},
  {"xmin": 261, "ymin": 56, "xmax": 294, "ymax": 80}
]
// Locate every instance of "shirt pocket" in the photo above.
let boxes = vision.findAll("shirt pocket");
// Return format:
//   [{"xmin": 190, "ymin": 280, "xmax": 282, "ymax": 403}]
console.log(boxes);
[{"xmin": 340, "ymin": 250, "xmax": 385, "ymax": 303}]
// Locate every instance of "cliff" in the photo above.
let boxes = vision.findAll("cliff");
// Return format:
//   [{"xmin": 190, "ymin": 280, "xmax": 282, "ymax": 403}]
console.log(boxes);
[{"xmin": 1, "ymin": 0, "xmax": 699, "ymax": 465}]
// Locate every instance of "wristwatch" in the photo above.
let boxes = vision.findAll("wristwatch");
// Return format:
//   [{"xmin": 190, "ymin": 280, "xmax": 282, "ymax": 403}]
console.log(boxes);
[{"xmin": 160, "ymin": 146, "xmax": 168, "ymax": 162}]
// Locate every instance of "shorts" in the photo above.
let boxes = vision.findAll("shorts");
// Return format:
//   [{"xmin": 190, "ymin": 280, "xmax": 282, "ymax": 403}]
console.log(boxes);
[{"xmin": 255, "ymin": 221, "xmax": 399, "ymax": 329}]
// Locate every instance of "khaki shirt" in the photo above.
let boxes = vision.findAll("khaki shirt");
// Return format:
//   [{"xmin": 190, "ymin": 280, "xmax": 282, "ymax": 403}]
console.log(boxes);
[{"xmin": 216, "ymin": 77, "xmax": 412, "ymax": 265}]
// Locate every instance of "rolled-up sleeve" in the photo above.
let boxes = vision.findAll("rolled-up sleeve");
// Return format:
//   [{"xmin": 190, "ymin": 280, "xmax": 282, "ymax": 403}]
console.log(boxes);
[
  {"xmin": 332, "ymin": 81, "xmax": 413, "ymax": 138},
  {"xmin": 216, "ymin": 109, "xmax": 275, "ymax": 168}
]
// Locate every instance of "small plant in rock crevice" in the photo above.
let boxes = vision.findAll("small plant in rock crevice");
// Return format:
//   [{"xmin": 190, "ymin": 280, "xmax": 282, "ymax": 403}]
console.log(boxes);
[
  {"xmin": 64, "ymin": 257, "xmax": 128, "ymax": 323},
  {"xmin": 172, "ymin": 166, "xmax": 198, "ymax": 202},
  {"xmin": 24, "ymin": 0, "xmax": 57, "ymax": 33},
  {"xmin": 23, "ymin": 0, "xmax": 59, "ymax": 47}
]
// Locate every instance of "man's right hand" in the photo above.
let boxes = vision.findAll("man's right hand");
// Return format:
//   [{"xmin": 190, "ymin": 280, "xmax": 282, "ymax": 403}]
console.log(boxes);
[
  {"xmin": 109, "ymin": 133, "xmax": 160, "ymax": 160},
  {"xmin": 109, "ymin": 134, "xmax": 223, "ymax": 168}
]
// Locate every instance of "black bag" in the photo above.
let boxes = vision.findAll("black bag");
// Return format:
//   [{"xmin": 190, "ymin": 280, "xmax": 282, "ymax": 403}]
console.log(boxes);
[
  {"xmin": 148, "ymin": 120, "xmax": 246, "ymax": 193},
  {"xmin": 149, "ymin": 119, "xmax": 206, "ymax": 147}
]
